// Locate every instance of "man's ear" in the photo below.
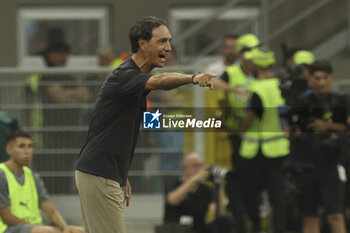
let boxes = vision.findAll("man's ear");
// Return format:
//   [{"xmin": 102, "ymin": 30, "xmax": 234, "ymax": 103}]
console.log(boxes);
[
  {"xmin": 138, "ymin": 38, "xmax": 147, "ymax": 52},
  {"xmin": 6, "ymin": 143, "xmax": 12, "ymax": 156}
]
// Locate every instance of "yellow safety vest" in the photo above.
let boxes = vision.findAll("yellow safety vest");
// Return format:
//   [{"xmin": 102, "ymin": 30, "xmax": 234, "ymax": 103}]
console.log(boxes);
[
  {"xmin": 0, "ymin": 164, "xmax": 42, "ymax": 233},
  {"xmin": 239, "ymin": 78, "xmax": 290, "ymax": 159},
  {"xmin": 111, "ymin": 58, "xmax": 124, "ymax": 68},
  {"xmin": 225, "ymin": 65, "xmax": 255, "ymax": 127}
]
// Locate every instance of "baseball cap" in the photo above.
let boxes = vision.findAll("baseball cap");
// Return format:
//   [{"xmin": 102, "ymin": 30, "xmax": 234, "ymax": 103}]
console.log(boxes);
[
  {"xmin": 293, "ymin": 50, "xmax": 315, "ymax": 65},
  {"xmin": 244, "ymin": 47, "xmax": 275, "ymax": 68},
  {"xmin": 236, "ymin": 33, "xmax": 260, "ymax": 52}
]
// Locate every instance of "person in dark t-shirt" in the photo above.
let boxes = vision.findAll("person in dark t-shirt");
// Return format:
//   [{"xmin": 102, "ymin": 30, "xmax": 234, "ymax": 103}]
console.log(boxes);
[
  {"xmin": 164, "ymin": 153, "xmax": 231, "ymax": 233},
  {"xmin": 288, "ymin": 60, "xmax": 348, "ymax": 233},
  {"xmin": 75, "ymin": 16, "xmax": 216, "ymax": 233},
  {"xmin": 164, "ymin": 153, "xmax": 213, "ymax": 233}
]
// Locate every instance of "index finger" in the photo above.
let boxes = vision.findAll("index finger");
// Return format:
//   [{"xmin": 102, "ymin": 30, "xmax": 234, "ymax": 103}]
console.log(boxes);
[
  {"xmin": 203, "ymin": 72, "xmax": 216, "ymax": 78},
  {"xmin": 125, "ymin": 190, "xmax": 130, "ymax": 206},
  {"xmin": 209, "ymin": 73, "xmax": 217, "ymax": 79},
  {"xmin": 126, "ymin": 196, "xmax": 130, "ymax": 207}
]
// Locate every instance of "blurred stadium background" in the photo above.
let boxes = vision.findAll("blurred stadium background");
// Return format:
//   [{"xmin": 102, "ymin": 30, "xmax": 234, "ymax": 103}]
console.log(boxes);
[{"xmin": 1, "ymin": 0, "xmax": 350, "ymax": 232}]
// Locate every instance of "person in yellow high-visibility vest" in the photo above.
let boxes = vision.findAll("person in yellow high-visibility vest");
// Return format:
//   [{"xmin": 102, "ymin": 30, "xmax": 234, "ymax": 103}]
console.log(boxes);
[
  {"xmin": 212, "ymin": 34, "xmax": 260, "ymax": 233},
  {"xmin": 213, "ymin": 33, "xmax": 260, "ymax": 168},
  {"xmin": 232, "ymin": 47, "xmax": 290, "ymax": 233},
  {"xmin": 110, "ymin": 52, "xmax": 131, "ymax": 68},
  {"xmin": 0, "ymin": 131, "xmax": 84, "ymax": 233},
  {"xmin": 279, "ymin": 50, "xmax": 315, "ymax": 106}
]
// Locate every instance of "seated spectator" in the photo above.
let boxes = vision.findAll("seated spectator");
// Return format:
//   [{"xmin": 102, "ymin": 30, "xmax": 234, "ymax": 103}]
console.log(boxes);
[
  {"xmin": 97, "ymin": 46, "xmax": 115, "ymax": 67},
  {"xmin": 164, "ymin": 152, "xmax": 231, "ymax": 233},
  {"xmin": 85, "ymin": 46, "xmax": 116, "ymax": 100},
  {"xmin": 38, "ymin": 42, "xmax": 92, "ymax": 194},
  {"xmin": 40, "ymin": 41, "xmax": 91, "ymax": 149},
  {"xmin": 0, "ymin": 130, "xmax": 84, "ymax": 233}
]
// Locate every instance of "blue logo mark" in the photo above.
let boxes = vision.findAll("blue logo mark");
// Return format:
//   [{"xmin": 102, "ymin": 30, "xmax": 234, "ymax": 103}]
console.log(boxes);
[{"xmin": 143, "ymin": 109, "xmax": 162, "ymax": 129}]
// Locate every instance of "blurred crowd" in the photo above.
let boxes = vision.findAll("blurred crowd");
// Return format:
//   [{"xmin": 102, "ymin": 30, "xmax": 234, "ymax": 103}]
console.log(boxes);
[
  {"xmin": 193, "ymin": 33, "xmax": 349, "ymax": 233},
  {"xmin": 162, "ymin": 32, "xmax": 350, "ymax": 233},
  {"xmin": 0, "ymin": 26, "xmax": 349, "ymax": 233}
]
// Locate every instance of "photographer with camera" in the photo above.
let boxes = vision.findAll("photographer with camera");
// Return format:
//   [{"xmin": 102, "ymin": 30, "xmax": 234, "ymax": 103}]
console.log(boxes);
[
  {"xmin": 280, "ymin": 50, "xmax": 315, "ymax": 107},
  {"xmin": 283, "ymin": 50, "xmax": 315, "ymax": 168},
  {"xmin": 163, "ymin": 153, "xmax": 231, "ymax": 233},
  {"xmin": 287, "ymin": 60, "xmax": 348, "ymax": 233},
  {"xmin": 280, "ymin": 51, "xmax": 316, "ymax": 231}
]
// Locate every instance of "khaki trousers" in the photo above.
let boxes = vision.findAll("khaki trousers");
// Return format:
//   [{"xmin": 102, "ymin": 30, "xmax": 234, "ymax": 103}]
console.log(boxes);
[{"xmin": 75, "ymin": 170, "xmax": 126, "ymax": 233}]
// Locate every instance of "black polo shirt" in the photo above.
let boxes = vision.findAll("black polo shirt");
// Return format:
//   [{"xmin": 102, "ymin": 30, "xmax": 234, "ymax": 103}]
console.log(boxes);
[
  {"xmin": 298, "ymin": 91, "xmax": 348, "ymax": 164},
  {"xmin": 164, "ymin": 178, "xmax": 213, "ymax": 233},
  {"xmin": 76, "ymin": 57, "xmax": 151, "ymax": 186}
]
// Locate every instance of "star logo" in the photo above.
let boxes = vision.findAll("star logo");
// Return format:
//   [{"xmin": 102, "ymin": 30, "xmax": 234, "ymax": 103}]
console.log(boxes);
[
  {"xmin": 150, "ymin": 109, "xmax": 162, "ymax": 122},
  {"xmin": 143, "ymin": 109, "xmax": 162, "ymax": 129}
]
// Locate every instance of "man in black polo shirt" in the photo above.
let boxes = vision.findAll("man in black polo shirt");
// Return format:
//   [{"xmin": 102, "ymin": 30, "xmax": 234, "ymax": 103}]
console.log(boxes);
[
  {"xmin": 290, "ymin": 60, "xmax": 348, "ymax": 233},
  {"xmin": 75, "ymin": 16, "xmax": 216, "ymax": 233}
]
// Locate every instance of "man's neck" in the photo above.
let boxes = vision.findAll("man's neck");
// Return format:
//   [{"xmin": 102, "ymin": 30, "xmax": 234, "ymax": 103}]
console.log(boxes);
[
  {"xmin": 257, "ymin": 70, "xmax": 275, "ymax": 79},
  {"xmin": 240, "ymin": 64, "xmax": 250, "ymax": 76},
  {"xmin": 5, "ymin": 160, "xmax": 23, "ymax": 175},
  {"xmin": 224, "ymin": 58, "xmax": 235, "ymax": 67},
  {"xmin": 314, "ymin": 92, "xmax": 330, "ymax": 100},
  {"xmin": 132, "ymin": 53, "xmax": 153, "ymax": 73}
]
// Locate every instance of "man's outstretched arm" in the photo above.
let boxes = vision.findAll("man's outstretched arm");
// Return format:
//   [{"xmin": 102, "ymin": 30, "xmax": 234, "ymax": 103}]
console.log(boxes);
[{"xmin": 145, "ymin": 72, "xmax": 216, "ymax": 91}]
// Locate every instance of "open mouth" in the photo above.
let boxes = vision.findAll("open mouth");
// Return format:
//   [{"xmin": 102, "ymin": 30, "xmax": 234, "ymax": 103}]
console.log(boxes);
[{"xmin": 159, "ymin": 54, "xmax": 166, "ymax": 59}]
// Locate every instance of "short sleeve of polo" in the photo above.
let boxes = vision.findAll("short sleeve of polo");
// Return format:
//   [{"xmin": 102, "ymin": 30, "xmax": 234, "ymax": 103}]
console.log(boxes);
[{"xmin": 101, "ymin": 68, "xmax": 152, "ymax": 99}]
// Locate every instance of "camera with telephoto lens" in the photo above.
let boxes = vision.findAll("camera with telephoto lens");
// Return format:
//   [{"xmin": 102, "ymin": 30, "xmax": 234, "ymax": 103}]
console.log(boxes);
[
  {"xmin": 287, "ymin": 106, "xmax": 312, "ymax": 132},
  {"xmin": 208, "ymin": 165, "xmax": 229, "ymax": 183}
]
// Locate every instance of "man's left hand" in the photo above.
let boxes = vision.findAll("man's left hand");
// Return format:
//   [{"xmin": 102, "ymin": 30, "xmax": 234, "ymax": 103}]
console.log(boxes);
[
  {"xmin": 124, "ymin": 179, "xmax": 132, "ymax": 207},
  {"xmin": 307, "ymin": 118, "xmax": 329, "ymax": 133}
]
